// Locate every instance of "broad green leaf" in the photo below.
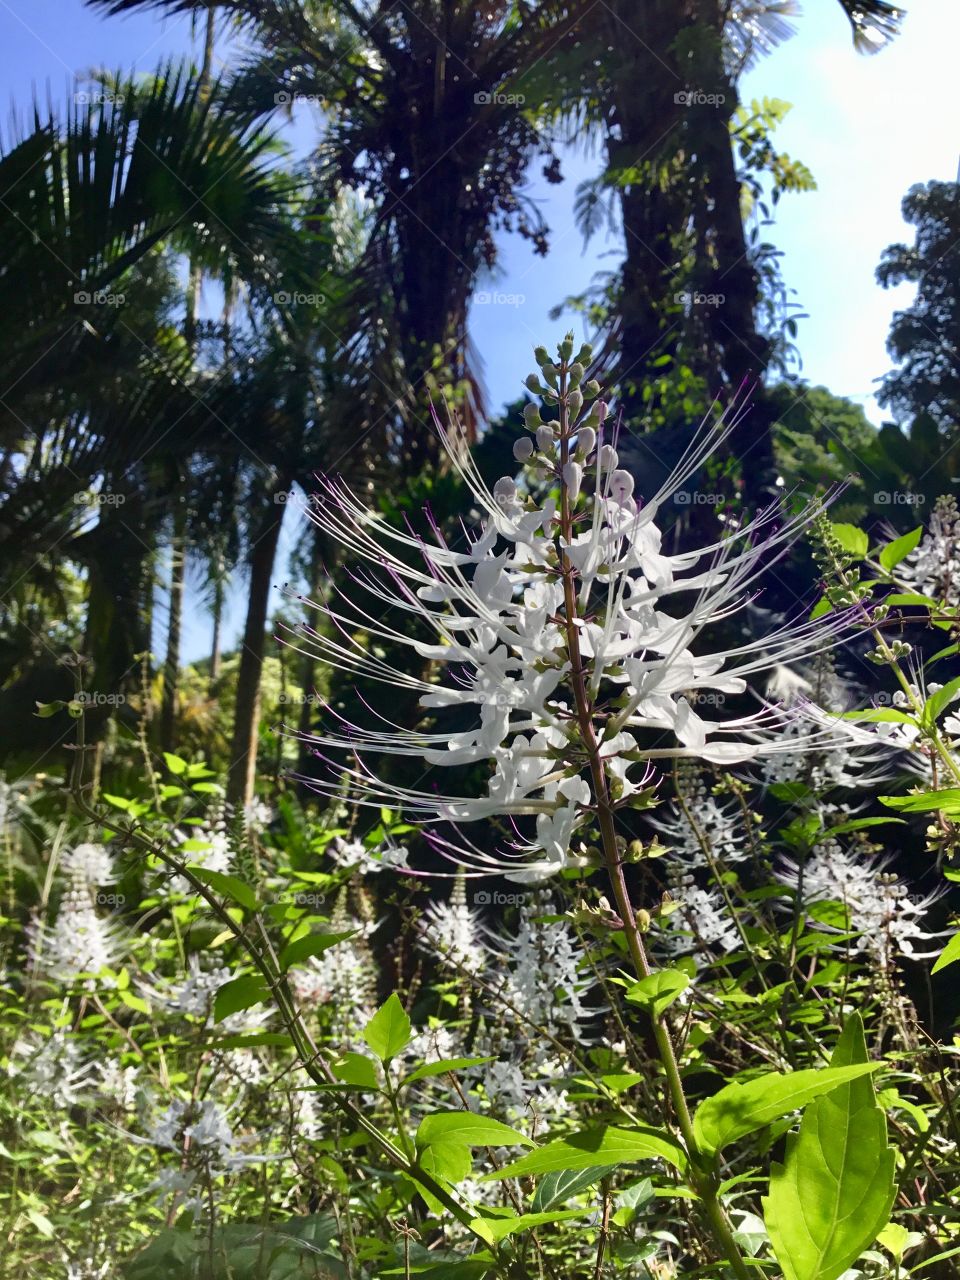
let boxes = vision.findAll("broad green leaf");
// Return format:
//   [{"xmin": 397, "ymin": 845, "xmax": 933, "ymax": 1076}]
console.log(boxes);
[
  {"xmin": 531, "ymin": 1165, "xmax": 618, "ymax": 1211},
  {"xmin": 880, "ymin": 790, "xmax": 960, "ymax": 816},
  {"xmin": 921, "ymin": 674, "xmax": 960, "ymax": 728},
  {"xmin": 402, "ymin": 1056, "xmax": 494, "ymax": 1086},
  {"xmin": 26, "ymin": 1208, "xmax": 55, "ymax": 1237},
  {"xmin": 878, "ymin": 526, "xmax": 922, "ymax": 571},
  {"xmin": 279, "ymin": 930, "xmax": 354, "ymax": 971},
  {"xmin": 163, "ymin": 751, "xmax": 187, "ymax": 775},
  {"xmin": 625, "ymin": 969, "xmax": 690, "ymax": 1017},
  {"xmin": 830, "ymin": 523, "xmax": 868, "ymax": 558},
  {"xmin": 877, "ymin": 1222, "xmax": 924, "ymax": 1262},
  {"xmin": 693, "ymin": 1062, "xmax": 881, "ymax": 1155},
  {"xmin": 213, "ymin": 975, "xmax": 270, "ymax": 1023},
  {"xmin": 417, "ymin": 1112, "xmax": 532, "ymax": 1150},
  {"xmin": 885, "ymin": 592, "xmax": 939, "ymax": 608},
  {"xmin": 482, "ymin": 1126, "xmax": 686, "ymax": 1179},
  {"xmin": 932, "ymin": 932, "xmax": 960, "ymax": 975},
  {"xmin": 362, "ymin": 993, "xmax": 411, "ymax": 1062},
  {"xmin": 211, "ymin": 1033, "xmax": 292, "ymax": 1049},
  {"xmin": 187, "ymin": 867, "xmax": 257, "ymax": 912},
  {"xmin": 118, "ymin": 989, "xmax": 150, "ymax": 1014},
  {"xmin": 420, "ymin": 1139, "xmax": 473, "ymax": 1186},
  {"xmin": 332, "ymin": 1052, "xmax": 380, "ymax": 1090},
  {"xmin": 763, "ymin": 1015, "xmax": 895, "ymax": 1280},
  {"xmin": 822, "ymin": 816, "xmax": 905, "ymax": 839},
  {"xmin": 469, "ymin": 1210, "xmax": 587, "ymax": 1245},
  {"xmin": 841, "ymin": 708, "xmax": 916, "ymax": 725}
]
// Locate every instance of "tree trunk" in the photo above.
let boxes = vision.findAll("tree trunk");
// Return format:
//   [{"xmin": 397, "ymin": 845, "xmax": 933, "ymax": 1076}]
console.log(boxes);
[
  {"xmin": 687, "ymin": 0, "xmax": 778, "ymax": 503},
  {"xmin": 210, "ymin": 570, "xmax": 224, "ymax": 684},
  {"xmin": 226, "ymin": 482, "xmax": 288, "ymax": 810},
  {"xmin": 160, "ymin": 510, "xmax": 186, "ymax": 753},
  {"xmin": 604, "ymin": 0, "xmax": 689, "ymax": 427}
]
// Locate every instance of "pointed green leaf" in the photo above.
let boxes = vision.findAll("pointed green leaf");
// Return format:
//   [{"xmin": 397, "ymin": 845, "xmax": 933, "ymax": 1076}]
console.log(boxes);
[
  {"xmin": 332, "ymin": 1052, "xmax": 381, "ymax": 1090},
  {"xmin": 213, "ymin": 975, "xmax": 270, "ymax": 1023},
  {"xmin": 417, "ymin": 1112, "xmax": 533, "ymax": 1151},
  {"xmin": 932, "ymin": 931, "xmax": 960, "ymax": 975},
  {"xmin": 693, "ymin": 1062, "xmax": 881, "ymax": 1155},
  {"xmin": 163, "ymin": 752, "xmax": 187, "ymax": 775},
  {"xmin": 469, "ymin": 1210, "xmax": 587, "ymax": 1245},
  {"xmin": 482, "ymin": 1125, "xmax": 685, "ymax": 1179},
  {"xmin": 279, "ymin": 930, "xmax": 355, "ymax": 971},
  {"xmin": 625, "ymin": 969, "xmax": 690, "ymax": 1017},
  {"xmin": 402, "ymin": 1056, "xmax": 494, "ymax": 1087},
  {"xmin": 878, "ymin": 526, "xmax": 922, "ymax": 571},
  {"xmin": 531, "ymin": 1165, "xmax": 618, "ymax": 1211},
  {"xmin": 763, "ymin": 1015, "xmax": 896, "ymax": 1280},
  {"xmin": 187, "ymin": 867, "xmax": 257, "ymax": 912},
  {"xmin": 880, "ymin": 790, "xmax": 960, "ymax": 816},
  {"xmin": 362, "ymin": 993, "xmax": 411, "ymax": 1062},
  {"xmin": 830, "ymin": 523, "xmax": 868, "ymax": 558}
]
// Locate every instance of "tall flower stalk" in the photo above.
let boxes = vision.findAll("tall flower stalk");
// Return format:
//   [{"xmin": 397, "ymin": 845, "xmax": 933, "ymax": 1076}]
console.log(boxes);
[{"xmin": 289, "ymin": 334, "xmax": 858, "ymax": 1275}]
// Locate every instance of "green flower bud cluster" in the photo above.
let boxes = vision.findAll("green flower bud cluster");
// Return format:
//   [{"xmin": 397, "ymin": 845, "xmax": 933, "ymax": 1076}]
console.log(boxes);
[{"xmin": 518, "ymin": 334, "xmax": 606, "ymax": 492}]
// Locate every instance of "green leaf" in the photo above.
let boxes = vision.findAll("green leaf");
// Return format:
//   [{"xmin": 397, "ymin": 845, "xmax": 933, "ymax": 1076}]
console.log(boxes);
[
  {"xmin": 118, "ymin": 989, "xmax": 150, "ymax": 1014},
  {"xmin": 880, "ymin": 790, "xmax": 960, "ymax": 816},
  {"xmin": 763, "ymin": 1015, "xmax": 896, "ymax": 1280},
  {"xmin": 332, "ymin": 1052, "xmax": 381, "ymax": 1090},
  {"xmin": 878, "ymin": 526, "xmax": 922, "ymax": 571},
  {"xmin": 213, "ymin": 975, "xmax": 269, "ymax": 1023},
  {"xmin": 482, "ymin": 1126, "xmax": 686, "ymax": 1180},
  {"xmin": 821, "ymin": 816, "xmax": 905, "ymax": 839},
  {"xmin": 187, "ymin": 867, "xmax": 257, "ymax": 912},
  {"xmin": 625, "ymin": 969, "xmax": 690, "ymax": 1017},
  {"xmin": 362, "ymin": 993, "xmax": 411, "ymax": 1062},
  {"xmin": 279, "ymin": 931, "xmax": 354, "ymax": 971},
  {"xmin": 841, "ymin": 708, "xmax": 916, "ymax": 725},
  {"xmin": 921, "ymin": 674, "xmax": 960, "ymax": 728},
  {"xmin": 885, "ymin": 592, "xmax": 939, "ymax": 609},
  {"xmin": 693, "ymin": 1062, "xmax": 882, "ymax": 1156},
  {"xmin": 932, "ymin": 932, "xmax": 960, "ymax": 975},
  {"xmin": 469, "ymin": 1210, "xmax": 587, "ymax": 1245},
  {"xmin": 26, "ymin": 1208, "xmax": 55, "ymax": 1237},
  {"xmin": 402, "ymin": 1056, "xmax": 494, "ymax": 1087},
  {"xmin": 831, "ymin": 523, "xmax": 868, "ymax": 558},
  {"xmin": 531, "ymin": 1165, "xmax": 618, "ymax": 1211},
  {"xmin": 163, "ymin": 751, "xmax": 187, "ymax": 775},
  {"xmin": 417, "ymin": 1112, "xmax": 533, "ymax": 1151}
]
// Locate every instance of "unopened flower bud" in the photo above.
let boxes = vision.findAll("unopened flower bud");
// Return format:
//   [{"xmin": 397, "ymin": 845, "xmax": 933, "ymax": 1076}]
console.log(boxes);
[
  {"xmin": 636, "ymin": 909, "xmax": 651, "ymax": 933},
  {"xmin": 567, "ymin": 389, "xmax": 583, "ymax": 418},
  {"xmin": 558, "ymin": 333, "xmax": 574, "ymax": 361},
  {"xmin": 562, "ymin": 460, "xmax": 583, "ymax": 502},
  {"xmin": 581, "ymin": 379, "xmax": 600, "ymax": 400},
  {"xmin": 599, "ymin": 444, "xmax": 619, "ymax": 472},
  {"xmin": 525, "ymin": 373, "xmax": 544, "ymax": 393},
  {"xmin": 596, "ymin": 399, "xmax": 608, "ymax": 425},
  {"xmin": 574, "ymin": 342, "xmax": 593, "ymax": 365},
  {"xmin": 577, "ymin": 426, "xmax": 596, "ymax": 457},
  {"xmin": 523, "ymin": 402, "xmax": 542, "ymax": 430},
  {"xmin": 536, "ymin": 424, "xmax": 555, "ymax": 452},
  {"xmin": 610, "ymin": 469, "xmax": 635, "ymax": 504},
  {"xmin": 568, "ymin": 362, "xmax": 584, "ymax": 388},
  {"xmin": 533, "ymin": 345, "xmax": 550, "ymax": 367},
  {"xmin": 493, "ymin": 476, "xmax": 517, "ymax": 506},
  {"xmin": 513, "ymin": 437, "xmax": 534, "ymax": 462}
]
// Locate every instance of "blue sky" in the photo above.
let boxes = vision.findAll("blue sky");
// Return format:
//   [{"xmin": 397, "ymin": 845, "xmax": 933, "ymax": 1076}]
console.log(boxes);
[{"xmin": 3, "ymin": 0, "xmax": 958, "ymax": 663}]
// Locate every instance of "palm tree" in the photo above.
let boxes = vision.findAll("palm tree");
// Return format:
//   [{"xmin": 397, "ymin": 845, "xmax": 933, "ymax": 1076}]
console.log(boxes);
[{"xmin": 86, "ymin": 0, "xmax": 595, "ymax": 457}]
